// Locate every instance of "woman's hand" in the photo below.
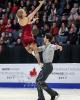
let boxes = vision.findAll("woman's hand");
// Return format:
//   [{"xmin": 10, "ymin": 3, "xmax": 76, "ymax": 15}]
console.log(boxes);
[
  {"xmin": 27, "ymin": 0, "xmax": 44, "ymax": 22},
  {"xmin": 30, "ymin": 17, "xmax": 39, "ymax": 24},
  {"xmin": 39, "ymin": 0, "xmax": 44, "ymax": 5},
  {"xmin": 33, "ymin": 17, "xmax": 39, "ymax": 21}
]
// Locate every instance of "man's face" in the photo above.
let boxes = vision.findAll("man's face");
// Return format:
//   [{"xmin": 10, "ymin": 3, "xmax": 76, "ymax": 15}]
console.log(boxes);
[{"xmin": 43, "ymin": 36, "xmax": 47, "ymax": 44}]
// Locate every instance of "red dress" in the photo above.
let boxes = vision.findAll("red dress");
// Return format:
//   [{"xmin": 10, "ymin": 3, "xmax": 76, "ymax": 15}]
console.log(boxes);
[{"xmin": 21, "ymin": 24, "xmax": 35, "ymax": 47}]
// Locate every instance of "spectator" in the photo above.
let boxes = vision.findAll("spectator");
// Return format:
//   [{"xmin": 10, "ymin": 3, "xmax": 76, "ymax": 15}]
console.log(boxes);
[
  {"xmin": 32, "ymin": 24, "xmax": 39, "ymax": 38},
  {"xmin": 69, "ymin": 3, "xmax": 78, "ymax": 20},
  {"xmin": 59, "ymin": 22, "xmax": 68, "ymax": 36},
  {"xmin": 0, "ymin": 19, "xmax": 6, "ymax": 32},
  {"xmin": 5, "ymin": 19, "xmax": 12, "ymax": 33},
  {"xmin": 50, "ymin": 22, "xmax": 59, "ymax": 36},
  {"xmin": 63, "ymin": 3, "xmax": 71, "ymax": 15},
  {"xmin": 68, "ymin": 23, "xmax": 78, "ymax": 45},
  {"xmin": 11, "ymin": 19, "xmax": 21, "ymax": 31},
  {"xmin": 11, "ymin": 2, "xmax": 18, "ymax": 16}
]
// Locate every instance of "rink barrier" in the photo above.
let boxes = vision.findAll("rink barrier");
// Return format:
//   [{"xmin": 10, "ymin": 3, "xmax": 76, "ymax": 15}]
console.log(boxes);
[
  {"xmin": 0, "ymin": 63, "xmax": 80, "ymax": 88},
  {"xmin": 0, "ymin": 83, "xmax": 80, "ymax": 88}
]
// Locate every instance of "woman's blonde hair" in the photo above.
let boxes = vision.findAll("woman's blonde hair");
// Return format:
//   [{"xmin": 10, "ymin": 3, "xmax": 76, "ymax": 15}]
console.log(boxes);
[{"xmin": 16, "ymin": 9, "xmax": 25, "ymax": 19}]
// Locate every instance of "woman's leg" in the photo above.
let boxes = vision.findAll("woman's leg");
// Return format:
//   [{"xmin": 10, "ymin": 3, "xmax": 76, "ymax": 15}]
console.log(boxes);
[
  {"xmin": 25, "ymin": 45, "xmax": 32, "ymax": 54},
  {"xmin": 25, "ymin": 43, "xmax": 41, "ymax": 64},
  {"xmin": 29, "ymin": 43, "xmax": 41, "ymax": 64}
]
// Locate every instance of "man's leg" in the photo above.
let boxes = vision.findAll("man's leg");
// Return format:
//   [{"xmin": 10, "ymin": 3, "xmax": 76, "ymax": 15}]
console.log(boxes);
[
  {"xmin": 36, "ymin": 70, "xmax": 45, "ymax": 100},
  {"xmin": 36, "ymin": 63, "xmax": 58, "ymax": 100}
]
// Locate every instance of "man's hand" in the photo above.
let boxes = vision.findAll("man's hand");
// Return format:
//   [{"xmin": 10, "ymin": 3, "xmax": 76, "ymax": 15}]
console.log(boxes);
[
  {"xmin": 59, "ymin": 46, "xmax": 63, "ymax": 51},
  {"xmin": 56, "ymin": 45, "xmax": 63, "ymax": 51}
]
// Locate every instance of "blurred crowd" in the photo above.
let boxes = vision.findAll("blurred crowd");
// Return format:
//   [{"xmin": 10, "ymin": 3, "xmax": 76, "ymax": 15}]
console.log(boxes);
[{"xmin": 0, "ymin": 0, "xmax": 80, "ymax": 53}]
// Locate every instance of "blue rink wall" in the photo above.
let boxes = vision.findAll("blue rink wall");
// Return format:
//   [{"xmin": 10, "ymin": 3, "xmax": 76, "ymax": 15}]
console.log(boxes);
[
  {"xmin": 0, "ymin": 63, "xmax": 80, "ymax": 88},
  {"xmin": 0, "ymin": 83, "xmax": 80, "ymax": 89}
]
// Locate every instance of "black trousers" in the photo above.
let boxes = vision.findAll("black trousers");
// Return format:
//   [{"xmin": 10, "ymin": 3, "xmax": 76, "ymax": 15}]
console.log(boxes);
[{"xmin": 36, "ymin": 63, "xmax": 56, "ymax": 100}]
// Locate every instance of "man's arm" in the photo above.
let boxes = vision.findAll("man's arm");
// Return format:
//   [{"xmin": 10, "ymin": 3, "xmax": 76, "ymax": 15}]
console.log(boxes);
[
  {"xmin": 51, "ymin": 44, "xmax": 63, "ymax": 51},
  {"xmin": 56, "ymin": 45, "xmax": 63, "ymax": 51},
  {"xmin": 37, "ymin": 45, "xmax": 45, "ymax": 52}
]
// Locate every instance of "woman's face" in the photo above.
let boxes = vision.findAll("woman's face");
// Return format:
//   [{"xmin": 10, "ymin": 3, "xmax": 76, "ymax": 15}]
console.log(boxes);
[
  {"xmin": 22, "ymin": 9, "xmax": 27, "ymax": 17},
  {"xmin": 17, "ymin": 9, "xmax": 27, "ymax": 19}
]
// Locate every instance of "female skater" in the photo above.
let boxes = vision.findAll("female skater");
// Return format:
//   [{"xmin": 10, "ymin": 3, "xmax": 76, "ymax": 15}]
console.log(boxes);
[{"xmin": 16, "ymin": 1, "xmax": 44, "ymax": 64}]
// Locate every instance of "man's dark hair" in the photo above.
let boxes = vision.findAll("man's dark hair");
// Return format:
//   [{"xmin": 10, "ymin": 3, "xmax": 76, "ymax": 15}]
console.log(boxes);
[{"xmin": 45, "ymin": 34, "xmax": 53, "ymax": 42}]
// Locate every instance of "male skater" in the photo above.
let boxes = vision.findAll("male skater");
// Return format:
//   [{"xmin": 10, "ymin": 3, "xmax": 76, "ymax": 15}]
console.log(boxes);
[{"xmin": 36, "ymin": 34, "xmax": 62, "ymax": 100}]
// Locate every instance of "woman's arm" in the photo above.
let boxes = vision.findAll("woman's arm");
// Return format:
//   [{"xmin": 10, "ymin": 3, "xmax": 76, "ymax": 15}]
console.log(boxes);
[
  {"xmin": 29, "ymin": 18, "xmax": 39, "ymax": 24},
  {"xmin": 28, "ymin": 1, "xmax": 44, "ymax": 22}
]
